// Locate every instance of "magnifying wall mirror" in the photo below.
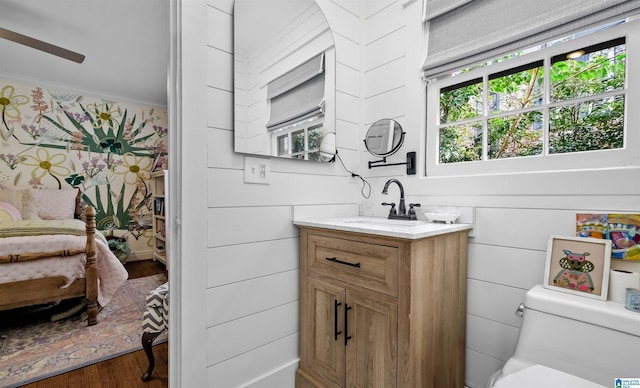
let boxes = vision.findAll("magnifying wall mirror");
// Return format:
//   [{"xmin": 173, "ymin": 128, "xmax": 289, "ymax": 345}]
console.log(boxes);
[
  {"xmin": 365, "ymin": 119, "xmax": 416, "ymax": 175},
  {"xmin": 364, "ymin": 119, "xmax": 405, "ymax": 157},
  {"xmin": 234, "ymin": 0, "xmax": 336, "ymax": 162}
]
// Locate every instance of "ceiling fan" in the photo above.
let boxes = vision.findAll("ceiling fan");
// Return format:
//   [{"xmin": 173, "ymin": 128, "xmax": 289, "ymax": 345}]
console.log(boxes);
[{"xmin": 0, "ymin": 27, "xmax": 85, "ymax": 63}]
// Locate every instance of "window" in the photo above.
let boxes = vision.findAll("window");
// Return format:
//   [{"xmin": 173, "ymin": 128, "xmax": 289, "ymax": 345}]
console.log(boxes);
[
  {"xmin": 272, "ymin": 116, "xmax": 324, "ymax": 161},
  {"xmin": 426, "ymin": 19, "xmax": 640, "ymax": 176}
]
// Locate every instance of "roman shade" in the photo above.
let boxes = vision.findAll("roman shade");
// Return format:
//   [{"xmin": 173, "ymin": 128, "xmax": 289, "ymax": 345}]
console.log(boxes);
[
  {"xmin": 422, "ymin": 0, "xmax": 640, "ymax": 79},
  {"xmin": 422, "ymin": 0, "xmax": 473, "ymax": 21},
  {"xmin": 266, "ymin": 53, "xmax": 325, "ymax": 131}
]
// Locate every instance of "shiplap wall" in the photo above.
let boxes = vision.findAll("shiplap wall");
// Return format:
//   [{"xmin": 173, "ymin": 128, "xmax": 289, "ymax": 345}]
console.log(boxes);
[
  {"xmin": 204, "ymin": 0, "xmax": 363, "ymax": 386},
  {"xmin": 357, "ymin": 1, "xmax": 640, "ymax": 388},
  {"xmin": 201, "ymin": 0, "xmax": 640, "ymax": 387}
]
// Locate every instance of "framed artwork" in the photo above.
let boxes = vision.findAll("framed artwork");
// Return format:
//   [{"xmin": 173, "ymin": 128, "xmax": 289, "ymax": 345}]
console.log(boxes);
[
  {"xmin": 575, "ymin": 213, "xmax": 640, "ymax": 261},
  {"xmin": 543, "ymin": 235, "xmax": 612, "ymax": 300}
]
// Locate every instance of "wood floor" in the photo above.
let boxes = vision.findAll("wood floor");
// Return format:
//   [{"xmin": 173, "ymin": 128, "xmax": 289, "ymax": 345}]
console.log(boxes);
[{"xmin": 22, "ymin": 259, "xmax": 169, "ymax": 388}]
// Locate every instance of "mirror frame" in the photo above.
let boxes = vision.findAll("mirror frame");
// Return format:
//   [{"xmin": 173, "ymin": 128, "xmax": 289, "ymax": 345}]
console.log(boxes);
[
  {"xmin": 364, "ymin": 119, "xmax": 405, "ymax": 157},
  {"xmin": 365, "ymin": 119, "xmax": 416, "ymax": 175}
]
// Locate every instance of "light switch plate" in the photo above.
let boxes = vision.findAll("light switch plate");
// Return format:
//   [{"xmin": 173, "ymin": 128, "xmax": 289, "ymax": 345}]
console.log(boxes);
[{"xmin": 244, "ymin": 156, "xmax": 271, "ymax": 184}]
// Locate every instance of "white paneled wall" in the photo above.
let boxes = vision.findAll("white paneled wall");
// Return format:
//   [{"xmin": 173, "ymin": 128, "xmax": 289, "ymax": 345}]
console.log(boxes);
[
  {"xmin": 204, "ymin": 0, "xmax": 362, "ymax": 386},
  {"xmin": 358, "ymin": 1, "xmax": 640, "ymax": 388},
  {"xmin": 200, "ymin": 1, "xmax": 640, "ymax": 387}
]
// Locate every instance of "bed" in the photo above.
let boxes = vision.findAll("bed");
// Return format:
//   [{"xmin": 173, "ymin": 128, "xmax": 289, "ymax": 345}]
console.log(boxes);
[{"xmin": 0, "ymin": 187, "xmax": 128, "ymax": 326}]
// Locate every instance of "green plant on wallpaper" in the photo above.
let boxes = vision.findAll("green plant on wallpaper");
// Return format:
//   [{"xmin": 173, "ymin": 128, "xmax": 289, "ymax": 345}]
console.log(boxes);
[{"xmin": 0, "ymin": 82, "xmax": 167, "ymax": 240}]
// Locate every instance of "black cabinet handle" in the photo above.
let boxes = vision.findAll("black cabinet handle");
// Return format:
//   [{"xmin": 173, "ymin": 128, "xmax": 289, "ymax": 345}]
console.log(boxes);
[
  {"xmin": 326, "ymin": 257, "xmax": 361, "ymax": 268},
  {"xmin": 334, "ymin": 299, "xmax": 342, "ymax": 341},
  {"xmin": 344, "ymin": 303, "xmax": 352, "ymax": 346}
]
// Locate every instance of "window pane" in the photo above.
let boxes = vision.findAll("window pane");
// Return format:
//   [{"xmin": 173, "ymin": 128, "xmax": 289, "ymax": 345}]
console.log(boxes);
[
  {"xmin": 549, "ymin": 95, "xmax": 624, "ymax": 154},
  {"xmin": 488, "ymin": 61, "xmax": 543, "ymax": 114},
  {"xmin": 307, "ymin": 124, "xmax": 323, "ymax": 151},
  {"xmin": 277, "ymin": 135, "xmax": 289, "ymax": 156},
  {"xmin": 551, "ymin": 38, "xmax": 625, "ymax": 102},
  {"xmin": 292, "ymin": 130, "xmax": 305, "ymax": 153},
  {"xmin": 439, "ymin": 122, "xmax": 482, "ymax": 163},
  {"xmin": 307, "ymin": 151, "xmax": 321, "ymax": 161},
  {"xmin": 488, "ymin": 111, "xmax": 542, "ymax": 159},
  {"xmin": 439, "ymin": 78, "xmax": 483, "ymax": 124}
]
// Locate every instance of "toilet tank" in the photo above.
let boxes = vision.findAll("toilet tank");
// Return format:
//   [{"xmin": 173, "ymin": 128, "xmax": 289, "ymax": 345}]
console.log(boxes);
[{"xmin": 502, "ymin": 285, "xmax": 640, "ymax": 386}]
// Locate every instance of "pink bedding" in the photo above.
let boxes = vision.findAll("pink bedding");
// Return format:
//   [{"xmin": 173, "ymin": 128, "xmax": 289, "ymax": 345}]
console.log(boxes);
[{"xmin": 0, "ymin": 234, "xmax": 128, "ymax": 306}]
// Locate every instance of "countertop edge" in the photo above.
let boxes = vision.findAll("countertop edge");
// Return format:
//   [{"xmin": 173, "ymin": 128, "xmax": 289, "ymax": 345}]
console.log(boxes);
[{"xmin": 293, "ymin": 217, "xmax": 473, "ymax": 240}]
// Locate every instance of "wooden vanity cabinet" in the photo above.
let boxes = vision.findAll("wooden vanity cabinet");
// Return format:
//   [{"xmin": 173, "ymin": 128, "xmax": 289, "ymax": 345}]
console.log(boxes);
[{"xmin": 296, "ymin": 226, "xmax": 468, "ymax": 388}]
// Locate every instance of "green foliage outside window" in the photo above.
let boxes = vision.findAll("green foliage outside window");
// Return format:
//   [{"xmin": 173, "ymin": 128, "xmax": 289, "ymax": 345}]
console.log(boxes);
[{"xmin": 438, "ymin": 38, "xmax": 626, "ymax": 164}]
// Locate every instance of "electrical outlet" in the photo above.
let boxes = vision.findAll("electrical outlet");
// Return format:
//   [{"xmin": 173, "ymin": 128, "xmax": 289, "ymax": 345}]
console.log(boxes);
[{"xmin": 244, "ymin": 156, "xmax": 271, "ymax": 184}]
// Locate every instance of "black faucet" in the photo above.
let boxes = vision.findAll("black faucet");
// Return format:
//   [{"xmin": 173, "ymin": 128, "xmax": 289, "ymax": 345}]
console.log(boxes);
[{"xmin": 381, "ymin": 179, "xmax": 420, "ymax": 220}]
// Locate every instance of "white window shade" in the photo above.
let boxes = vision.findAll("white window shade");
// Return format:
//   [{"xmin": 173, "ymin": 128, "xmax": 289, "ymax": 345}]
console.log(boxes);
[
  {"xmin": 267, "ymin": 53, "xmax": 324, "ymax": 99},
  {"xmin": 266, "ymin": 53, "xmax": 325, "ymax": 131},
  {"xmin": 422, "ymin": 0, "xmax": 640, "ymax": 79},
  {"xmin": 422, "ymin": 0, "xmax": 473, "ymax": 21}
]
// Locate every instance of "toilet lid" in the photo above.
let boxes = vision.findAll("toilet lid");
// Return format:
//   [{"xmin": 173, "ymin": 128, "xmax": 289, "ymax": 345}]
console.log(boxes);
[{"xmin": 493, "ymin": 364, "xmax": 606, "ymax": 388}]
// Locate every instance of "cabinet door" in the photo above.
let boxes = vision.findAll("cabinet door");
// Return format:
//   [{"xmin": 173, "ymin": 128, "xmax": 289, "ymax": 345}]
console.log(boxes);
[
  {"xmin": 304, "ymin": 276, "xmax": 346, "ymax": 387},
  {"xmin": 345, "ymin": 287, "xmax": 398, "ymax": 388}
]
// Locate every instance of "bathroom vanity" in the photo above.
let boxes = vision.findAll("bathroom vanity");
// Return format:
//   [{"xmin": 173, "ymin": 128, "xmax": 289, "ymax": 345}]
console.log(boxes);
[{"xmin": 293, "ymin": 217, "xmax": 472, "ymax": 388}]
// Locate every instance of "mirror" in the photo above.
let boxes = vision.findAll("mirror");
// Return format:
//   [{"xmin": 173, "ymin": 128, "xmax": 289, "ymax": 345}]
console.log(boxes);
[
  {"xmin": 365, "ymin": 119, "xmax": 416, "ymax": 175},
  {"xmin": 234, "ymin": 0, "xmax": 336, "ymax": 162},
  {"xmin": 318, "ymin": 132, "xmax": 336, "ymax": 162},
  {"xmin": 364, "ymin": 119, "xmax": 405, "ymax": 157}
]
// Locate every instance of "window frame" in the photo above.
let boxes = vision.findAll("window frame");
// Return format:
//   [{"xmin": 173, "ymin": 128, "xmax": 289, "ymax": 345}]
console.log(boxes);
[
  {"xmin": 425, "ymin": 19, "xmax": 640, "ymax": 177},
  {"xmin": 271, "ymin": 116, "xmax": 325, "ymax": 160}
]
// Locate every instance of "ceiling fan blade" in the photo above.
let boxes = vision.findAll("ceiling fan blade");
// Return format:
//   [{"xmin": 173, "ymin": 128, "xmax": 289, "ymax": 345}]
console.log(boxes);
[{"xmin": 0, "ymin": 27, "xmax": 85, "ymax": 64}]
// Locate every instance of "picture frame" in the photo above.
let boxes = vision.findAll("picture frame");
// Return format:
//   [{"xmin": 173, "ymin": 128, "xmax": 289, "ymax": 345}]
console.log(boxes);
[{"xmin": 543, "ymin": 235, "xmax": 612, "ymax": 300}]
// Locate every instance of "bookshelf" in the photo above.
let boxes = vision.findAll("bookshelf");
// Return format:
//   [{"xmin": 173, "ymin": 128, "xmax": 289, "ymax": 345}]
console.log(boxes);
[{"xmin": 152, "ymin": 169, "xmax": 167, "ymax": 266}]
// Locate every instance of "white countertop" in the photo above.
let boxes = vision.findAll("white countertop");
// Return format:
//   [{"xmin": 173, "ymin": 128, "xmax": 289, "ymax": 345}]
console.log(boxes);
[{"xmin": 293, "ymin": 216, "xmax": 473, "ymax": 240}]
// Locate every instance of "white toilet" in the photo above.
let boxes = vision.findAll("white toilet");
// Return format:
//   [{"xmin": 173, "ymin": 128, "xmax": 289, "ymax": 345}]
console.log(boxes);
[{"xmin": 486, "ymin": 284, "xmax": 640, "ymax": 388}]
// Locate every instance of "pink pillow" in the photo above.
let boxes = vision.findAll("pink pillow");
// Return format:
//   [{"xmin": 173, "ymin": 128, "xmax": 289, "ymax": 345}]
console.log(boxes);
[{"xmin": 30, "ymin": 189, "xmax": 79, "ymax": 220}]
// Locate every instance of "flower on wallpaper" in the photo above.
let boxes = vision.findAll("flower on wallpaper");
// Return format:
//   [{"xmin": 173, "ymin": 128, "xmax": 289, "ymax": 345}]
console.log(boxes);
[
  {"xmin": 49, "ymin": 90, "xmax": 80, "ymax": 105},
  {"xmin": 146, "ymin": 124, "xmax": 168, "ymax": 156},
  {"xmin": 0, "ymin": 153, "xmax": 26, "ymax": 170},
  {"xmin": 21, "ymin": 148, "xmax": 71, "ymax": 188},
  {"xmin": 0, "ymin": 85, "xmax": 29, "ymax": 140},
  {"xmin": 20, "ymin": 124, "xmax": 47, "ymax": 140},
  {"xmin": 66, "ymin": 155, "xmax": 117, "ymax": 191},
  {"xmin": 152, "ymin": 124, "xmax": 168, "ymax": 138},
  {"xmin": 112, "ymin": 152, "xmax": 152, "ymax": 185},
  {"xmin": 128, "ymin": 212, "xmax": 153, "ymax": 240},
  {"xmin": 30, "ymin": 87, "xmax": 48, "ymax": 118},
  {"xmin": 83, "ymin": 157, "xmax": 108, "ymax": 176},
  {"xmin": 70, "ymin": 130, "xmax": 85, "ymax": 152},
  {"xmin": 86, "ymin": 102, "xmax": 122, "ymax": 131}
]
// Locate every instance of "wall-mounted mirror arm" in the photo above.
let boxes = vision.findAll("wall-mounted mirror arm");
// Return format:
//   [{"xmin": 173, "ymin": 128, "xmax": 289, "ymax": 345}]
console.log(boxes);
[
  {"xmin": 363, "ymin": 119, "xmax": 415, "ymax": 175},
  {"xmin": 368, "ymin": 151, "xmax": 416, "ymax": 175}
]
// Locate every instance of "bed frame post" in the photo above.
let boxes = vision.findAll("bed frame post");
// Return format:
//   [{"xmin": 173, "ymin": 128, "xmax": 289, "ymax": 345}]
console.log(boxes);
[{"xmin": 85, "ymin": 206, "xmax": 99, "ymax": 326}]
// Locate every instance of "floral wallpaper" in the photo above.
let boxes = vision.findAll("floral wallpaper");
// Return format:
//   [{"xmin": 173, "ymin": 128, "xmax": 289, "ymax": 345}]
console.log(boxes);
[{"xmin": 0, "ymin": 80, "xmax": 167, "ymax": 249}]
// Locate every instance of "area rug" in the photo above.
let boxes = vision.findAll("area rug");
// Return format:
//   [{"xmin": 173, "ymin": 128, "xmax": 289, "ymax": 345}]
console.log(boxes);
[{"xmin": 0, "ymin": 274, "xmax": 167, "ymax": 388}]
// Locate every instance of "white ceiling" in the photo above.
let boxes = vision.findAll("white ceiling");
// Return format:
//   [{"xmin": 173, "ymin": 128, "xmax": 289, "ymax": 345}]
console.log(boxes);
[{"xmin": 0, "ymin": 0, "xmax": 169, "ymax": 107}]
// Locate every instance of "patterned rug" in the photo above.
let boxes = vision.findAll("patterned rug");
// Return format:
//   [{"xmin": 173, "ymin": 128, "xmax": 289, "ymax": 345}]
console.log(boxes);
[{"xmin": 0, "ymin": 274, "xmax": 167, "ymax": 388}]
